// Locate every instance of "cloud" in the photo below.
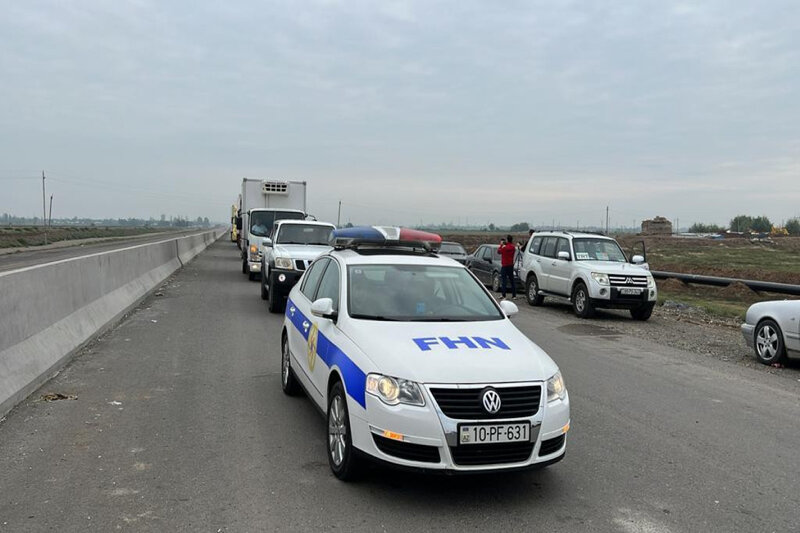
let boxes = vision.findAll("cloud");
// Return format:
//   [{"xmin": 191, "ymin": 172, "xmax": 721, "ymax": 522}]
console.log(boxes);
[{"xmin": 1, "ymin": 0, "xmax": 799, "ymax": 226}]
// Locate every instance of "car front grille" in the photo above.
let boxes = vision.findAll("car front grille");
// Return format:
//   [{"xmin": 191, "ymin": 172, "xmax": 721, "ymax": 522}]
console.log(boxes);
[
  {"xmin": 429, "ymin": 385, "xmax": 541, "ymax": 420},
  {"xmin": 608, "ymin": 274, "xmax": 648, "ymax": 287},
  {"xmin": 450, "ymin": 442, "xmax": 534, "ymax": 466},
  {"xmin": 373, "ymin": 434, "xmax": 440, "ymax": 463},
  {"xmin": 538, "ymin": 434, "xmax": 566, "ymax": 456}
]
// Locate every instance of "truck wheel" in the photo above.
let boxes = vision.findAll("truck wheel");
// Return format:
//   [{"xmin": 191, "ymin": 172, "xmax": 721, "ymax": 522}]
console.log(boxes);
[
  {"xmin": 268, "ymin": 276, "xmax": 283, "ymax": 313},
  {"xmin": 630, "ymin": 303, "xmax": 654, "ymax": 321},
  {"xmin": 754, "ymin": 319, "xmax": 786, "ymax": 365},
  {"xmin": 248, "ymin": 271, "xmax": 257, "ymax": 281},
  {"xmin": 572, "ymin": 282, "xmax": 595, "ymax": 318},
  {"xmin": 242, "ymin": 258, "xmax": 248, "ymax": 275},
  {"xmin": 525, "ymin": 275, "xmax": 544, "ymax": 306},
  {"xmin": 260, "ymin": 274, "xmax": 268, "ymax": 300}
]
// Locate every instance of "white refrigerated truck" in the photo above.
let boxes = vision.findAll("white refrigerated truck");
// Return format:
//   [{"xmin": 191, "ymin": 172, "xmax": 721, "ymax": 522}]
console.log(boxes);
[{"xmin": 239, "ymin": 179, "xmax": 308, "ymax": 280}]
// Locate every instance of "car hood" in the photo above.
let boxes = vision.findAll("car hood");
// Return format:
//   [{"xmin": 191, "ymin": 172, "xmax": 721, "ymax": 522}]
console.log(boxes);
[
  {"xmin": 576, "ymin": 261, "xmax": 651, "ymax": 274},
  {"xmin": 271, "ymin": 244, "xmax": 332, "ymax": 260},
  {"xmin": 343, "ymin": 319, "xmax": 558, "ymax": 384}
]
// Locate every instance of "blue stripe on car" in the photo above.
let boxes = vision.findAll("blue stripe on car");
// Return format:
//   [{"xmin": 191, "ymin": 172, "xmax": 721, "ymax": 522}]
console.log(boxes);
[{"xmin": 286, "ymin": 298, "xmax": 367, "ymax": 408}]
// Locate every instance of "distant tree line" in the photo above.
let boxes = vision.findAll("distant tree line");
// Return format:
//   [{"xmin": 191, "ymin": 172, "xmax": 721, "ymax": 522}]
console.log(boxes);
[
  {"xmin": 688, "ymin": 215, "xmax": 800, "ymax": 235},
  {"xmin": 1, "ymin": 213, "xmax": 211, "ymax": 228}
]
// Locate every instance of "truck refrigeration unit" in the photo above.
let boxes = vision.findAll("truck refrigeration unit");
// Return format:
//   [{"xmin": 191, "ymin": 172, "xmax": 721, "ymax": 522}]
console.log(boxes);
[{"xmin": 240, "ymin": 179, "xmax": 308, "ymax": 280}]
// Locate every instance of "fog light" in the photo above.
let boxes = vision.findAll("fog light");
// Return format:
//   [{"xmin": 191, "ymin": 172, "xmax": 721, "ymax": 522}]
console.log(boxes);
[
  {"xmin": 382, "ymin": 430, "xmax": 404, "ymax": 441},
  {"xmin": 650, "ymin": 290, "xmax": 655, "ymax": 297},
  {"xmin": 599, "ymin": 288, "xmax": 607, "ymax": 295},
  {"xmin": 278, "ymin": 274, "xmax": 286, "ymax": 282}
]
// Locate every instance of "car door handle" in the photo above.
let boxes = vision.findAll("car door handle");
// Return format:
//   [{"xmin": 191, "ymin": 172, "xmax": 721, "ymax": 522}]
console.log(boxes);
[
  {"xmin": 551, "ymin": 261, "xmax": 557, "ymax": 266},
  {"xmin": 536, "ymin": 259, "xmax": 541, "ymax": 263},
  {"xmin": 302, "ymin": 321, "xmax": 310, "ymax": 332}
]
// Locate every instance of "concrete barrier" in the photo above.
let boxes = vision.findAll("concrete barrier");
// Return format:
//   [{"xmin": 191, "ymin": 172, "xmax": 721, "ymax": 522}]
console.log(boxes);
[{"xmin": 0, "ymin": 228, "xmax": 226, "ymax": 416}]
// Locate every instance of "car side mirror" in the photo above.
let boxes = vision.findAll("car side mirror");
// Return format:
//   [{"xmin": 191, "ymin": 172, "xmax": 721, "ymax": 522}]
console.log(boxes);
[
  {"xmin": 557, "ymin": 251, "xmax": 571, "ymax": 261},
  {"xmin": 311, "ymin": 298, "xmax": 337, "ymax": 320},
  {"xmin": 631, "ymin": 254, "xmax": 644, "ymax": 264},
  {"xmin": 263, "ymin": 237, "xmax": 273, "ymax": 247},
  {"xmin": 499, "ymin": 300, "xmax": 518, "ymax": 318}
]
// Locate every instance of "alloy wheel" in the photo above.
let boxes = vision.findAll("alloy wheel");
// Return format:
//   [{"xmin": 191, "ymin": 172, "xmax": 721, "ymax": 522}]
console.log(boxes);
[{"xmin": 328, "ymin": 395, "xmax": 347, "ymax": 466}]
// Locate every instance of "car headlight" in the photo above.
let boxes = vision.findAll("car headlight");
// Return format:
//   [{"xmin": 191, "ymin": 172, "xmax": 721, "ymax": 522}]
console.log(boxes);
[
  {"xmin": 647, "ymin": 276, "xmax": 655, "ymax": 288},
  {"xmin": 546, "ymin": 371, "xmax": 566, "ymax": 403},
  {"xmin": 366, "ymin": 374, "xmax": 425, "ymax": 406},
  {"xmin": 249, "ymin": 244, "xmax": 260, "ymax": 260},
  {"xmin": 591, "ymin": 272, "xmax": 609, "ymax": 286},
  {"xmin": 274, "ymin": 257, "xmax": 294, "ymax": 269}
]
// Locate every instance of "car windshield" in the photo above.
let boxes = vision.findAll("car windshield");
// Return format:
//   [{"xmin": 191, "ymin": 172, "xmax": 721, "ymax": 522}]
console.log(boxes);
[
  {"xmin": 250, "ymin": 210, "xmax": 304, "ymax": 237},
  {"xmin": 347, "ymin": 264, "xmax": 503, "ymax": 322},
  {"xmin": 572, "ymin": 238, "xmax": 627, "ymax": 262},
  {"xmin": 276, "ymin": 224, "xmax": 333, "ymax": 245},
  {"xmin": 439, "ymin": 243, "xmax": 466, "ymax": 255}
]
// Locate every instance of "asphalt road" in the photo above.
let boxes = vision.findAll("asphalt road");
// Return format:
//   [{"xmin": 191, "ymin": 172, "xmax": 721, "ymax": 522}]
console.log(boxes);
[
  {"xmin": 0, "ymin": 229, "xmax": 214, "ymax": 273},
  {"xmin": 1, "ymin": 240, "xmax": 798, "ymax": 532}
]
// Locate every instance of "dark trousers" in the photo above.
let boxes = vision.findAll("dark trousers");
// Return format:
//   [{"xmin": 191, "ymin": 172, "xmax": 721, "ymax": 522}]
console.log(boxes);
[{"xmin": 501, "ymin": 265, "xmax": 516, "ymax": 297}]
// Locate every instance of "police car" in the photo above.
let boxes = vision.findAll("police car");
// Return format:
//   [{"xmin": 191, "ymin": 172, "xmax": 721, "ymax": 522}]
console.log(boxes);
[{"xmin": 281, "ymin": 226, "xmax": 570, "ymax": 480}]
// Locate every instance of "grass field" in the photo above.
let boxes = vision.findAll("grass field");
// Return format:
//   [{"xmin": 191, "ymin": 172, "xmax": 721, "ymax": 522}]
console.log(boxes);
[
  {"xmin": 0, "ymin": 226, "xmax": 173, "ymax": 249},
  {"xmin": 441, "ymin": 232, "xmax": 800, "ymax": 320}
]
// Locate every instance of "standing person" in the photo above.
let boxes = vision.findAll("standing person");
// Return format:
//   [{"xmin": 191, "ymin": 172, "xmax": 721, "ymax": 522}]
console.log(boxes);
[{"xmin": 497, "ymin": 235, "xmax": 517, "ymax": 299}]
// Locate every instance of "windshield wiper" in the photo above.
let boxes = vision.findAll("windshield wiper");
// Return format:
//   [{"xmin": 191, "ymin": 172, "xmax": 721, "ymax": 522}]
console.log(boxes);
[
  {"xmin": 408, "ymin": 317, "xmax": 471, "ymax": 322},
  {"xmin": 350, "ymin": 314, "xmax": 399, "ymax": 321}
]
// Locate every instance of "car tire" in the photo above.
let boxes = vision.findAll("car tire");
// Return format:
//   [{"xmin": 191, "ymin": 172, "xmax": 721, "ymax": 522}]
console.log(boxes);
[
  {"xmin": 525, "ymin": 275, "xmax": 544, "ymax": 306},
  {"xmin": 630, "ymin": 303, "xmax": 654, "ymax": 321},
  {"xmin": 267, "ymin": 276, "xmax": 283, "ymax": 313},
  {"xmin": 491, "ymin": 271, "xmax": 500, "ymax": 292},
  {"xmin": 327, "ymin": 381, "xmax": 361, "ymax": 481},
  {"xmin": 281, "ymin": 332, "xmax": 301, "ymax": 396},
  {"xmin": 754, "ymin": 319, "xmax": 786, "ymax": 365},
  {"xmin": 571, "ymin": 282, "xmax": 594, "ymax": 318}
]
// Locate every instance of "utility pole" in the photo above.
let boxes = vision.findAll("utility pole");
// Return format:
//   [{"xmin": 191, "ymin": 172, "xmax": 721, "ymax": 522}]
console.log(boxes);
[
  {"xmin": 48, "ymin": 194, "xmax": 54, "ymax": 227},
  {"xmin": 337, "ymin": 200, "xmax": 342, "ymax": 227},
  {"xmin": 605, "ymin": 206, "xmax": 609, "ymax": 235},
  {"xmin": 42, "ymin": 171, "xmax": 47, "ymax": 245}
]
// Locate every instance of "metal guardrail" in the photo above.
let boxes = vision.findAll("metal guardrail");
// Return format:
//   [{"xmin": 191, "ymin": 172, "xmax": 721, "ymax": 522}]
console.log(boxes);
[{"xmin": 651, "ymin": 271, "xmax": 800, "ymax": 296}]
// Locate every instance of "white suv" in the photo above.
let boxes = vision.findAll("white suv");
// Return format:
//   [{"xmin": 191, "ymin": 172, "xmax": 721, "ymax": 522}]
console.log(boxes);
[{"xmin": 519, "ymin": 232, "xmax": 657, "ymax": 320}]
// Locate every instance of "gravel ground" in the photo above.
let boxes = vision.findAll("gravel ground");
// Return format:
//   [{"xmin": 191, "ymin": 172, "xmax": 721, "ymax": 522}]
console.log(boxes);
[{"xmin": 525, "ymin": 297, "xmax": 800, "ymax": 382}]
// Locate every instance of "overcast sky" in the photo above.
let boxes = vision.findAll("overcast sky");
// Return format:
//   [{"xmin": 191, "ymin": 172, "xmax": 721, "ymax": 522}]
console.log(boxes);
[{"xmin": 2, "ymin": 0, "xmax": 799, "ymax": 228}]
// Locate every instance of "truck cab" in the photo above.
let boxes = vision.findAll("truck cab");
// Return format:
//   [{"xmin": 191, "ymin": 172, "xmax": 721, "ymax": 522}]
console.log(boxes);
[
  {"xmin": 243, "ymin": 208, "xmax": 306, "ymax": 279},
  {"xmin": 239, "ymin": 179, "xmax": 309, "ymax": 280}
]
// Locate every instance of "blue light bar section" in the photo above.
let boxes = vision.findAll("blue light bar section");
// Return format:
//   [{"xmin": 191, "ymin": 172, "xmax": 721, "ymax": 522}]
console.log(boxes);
[{"xmin": 331, "ymin": 226, "xmax": 385, "ymax": 241}]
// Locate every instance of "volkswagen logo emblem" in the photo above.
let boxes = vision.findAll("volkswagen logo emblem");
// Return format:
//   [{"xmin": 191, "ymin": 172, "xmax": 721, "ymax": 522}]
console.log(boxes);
[{"xmin": 481, "ymin": 388, "xmax": 502, "ymax": 414}]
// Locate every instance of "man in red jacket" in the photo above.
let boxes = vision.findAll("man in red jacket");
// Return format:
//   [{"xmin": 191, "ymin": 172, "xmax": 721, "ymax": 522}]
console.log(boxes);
[{"xmin": 497, "ymin": 235, "xmax": 517, "ymax": 299}]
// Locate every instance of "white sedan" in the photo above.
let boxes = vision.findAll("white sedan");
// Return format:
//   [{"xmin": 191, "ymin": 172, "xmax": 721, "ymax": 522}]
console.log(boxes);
[
  {"xmin": 742, "ymin": 300, "xmax": 800, "ymax": 365},
  {"xmin": 280, "ymin": 226, "xmax": 570, "ymax": 480}
]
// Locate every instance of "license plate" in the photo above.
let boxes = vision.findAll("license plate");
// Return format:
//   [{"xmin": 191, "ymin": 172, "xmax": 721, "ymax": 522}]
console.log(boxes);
[
  {"xmin": 620, "ymin": 288, "xmax": 642, "ymax": 295},
  {"xmin": 459, "ymin": 423, "xmax": 531, "ymax": 445}
]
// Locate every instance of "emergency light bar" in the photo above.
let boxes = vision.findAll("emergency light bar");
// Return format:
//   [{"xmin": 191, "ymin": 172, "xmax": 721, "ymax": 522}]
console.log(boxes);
[{"xmin": 331, "ymin": 226, "xmax": 442, "ymax": 251}]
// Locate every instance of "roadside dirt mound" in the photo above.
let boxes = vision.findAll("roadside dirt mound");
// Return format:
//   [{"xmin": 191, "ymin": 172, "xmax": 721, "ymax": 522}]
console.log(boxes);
[
  {"xmin": 719, "ymin": 281, "xmax": 755, "ymax": 299},
  {"xmin": 657, "ymin": 278, "xmax": 686, "ymax": 291}
]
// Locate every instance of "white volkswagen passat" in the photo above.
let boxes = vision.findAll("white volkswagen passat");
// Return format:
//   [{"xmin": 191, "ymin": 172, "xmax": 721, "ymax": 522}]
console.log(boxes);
[{"xmin": 280, "ymin": 226, "xmax": 570, "ymax": 480}]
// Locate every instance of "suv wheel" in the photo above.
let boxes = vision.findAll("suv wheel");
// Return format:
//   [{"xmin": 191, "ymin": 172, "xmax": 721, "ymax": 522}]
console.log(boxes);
[
  {"xmin": 754, "ymin": 319, "xmax": 786, "ymax": 365},
  {"xmin": 630, "ymin": 303, "xmax": 654, "ymax": 321},
  {"xmin": 491, "ymin": 271, "xmax": 500, "ymax": 292},
  {"xmin": 525, "ymin": 275, "xmax": 544, "ymax": 306},
  {"xmin": 267, "ymin": 275, "xmax": 282, "ymax": 313},
  {"xmin": 260, "ymin": 272, "xmax": 268, "ymax": 300},
  {"xmin": 572, "ymin": 282, "xmax": 595, "ymax": 318}
]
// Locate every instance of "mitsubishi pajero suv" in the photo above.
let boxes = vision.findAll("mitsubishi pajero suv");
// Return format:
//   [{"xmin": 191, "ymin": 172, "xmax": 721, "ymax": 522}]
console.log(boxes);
[{"xmin": 518, "ymin": 232, "xmax": 657, "ymax": 320}]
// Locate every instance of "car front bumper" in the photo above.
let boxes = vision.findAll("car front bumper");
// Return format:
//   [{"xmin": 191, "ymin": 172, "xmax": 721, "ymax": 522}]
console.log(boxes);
[
  {"xmin": 348, "ymin": 385, "xmax": 570, "ymax": 473},
  {"xmin": 269, "ymin": 268, "xmax": 303, "ymax": 295},
  {"xmin": 741, "ymin": 323, "xmax": 755, "ymax": 348},
  {"xmin": 588, "ymin": 280, "xmax": 657, "ymax": 308}
]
